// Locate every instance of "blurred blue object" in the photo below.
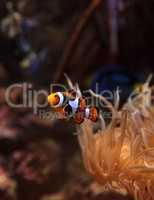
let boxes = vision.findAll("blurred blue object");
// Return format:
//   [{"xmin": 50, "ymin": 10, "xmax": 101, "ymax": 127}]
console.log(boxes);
[
  {"xmin": 18, "ymin": 36, "xmax": 31, "ymax": 53},
  {"xmin": 18, "ymin": 17, "xmax": 47, "ymax": 76},
  {"xmin": 26, "ymin": 48, "xmax": 48, "ymax": 75},
  {"xmin": 19, "ymin": 18, "xmax": 38, "ymax": 53},
  {"xmin": 91, "ymin": 64, "xmax": 144, "ymax": 104},
  {"xmin": 21, "ymin": 18, "xmax": 38, "ymax": 33}
]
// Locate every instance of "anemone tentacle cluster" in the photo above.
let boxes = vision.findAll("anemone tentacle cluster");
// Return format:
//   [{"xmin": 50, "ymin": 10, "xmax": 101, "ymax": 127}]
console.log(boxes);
[{"xmin": 75, "ymin": 77, "xmax": 154, "ymax": 200}]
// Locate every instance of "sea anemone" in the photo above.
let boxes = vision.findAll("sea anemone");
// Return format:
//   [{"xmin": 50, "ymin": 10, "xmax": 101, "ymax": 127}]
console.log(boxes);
[{"xmin": 75, "ymin": 76, "xmax": 154, "ymax": 200}]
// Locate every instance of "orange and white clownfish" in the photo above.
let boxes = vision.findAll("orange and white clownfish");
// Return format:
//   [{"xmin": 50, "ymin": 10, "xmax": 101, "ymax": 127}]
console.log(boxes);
[{"xmin": 48, "ymin": 90, "xmax": 99, "ymax": 124}]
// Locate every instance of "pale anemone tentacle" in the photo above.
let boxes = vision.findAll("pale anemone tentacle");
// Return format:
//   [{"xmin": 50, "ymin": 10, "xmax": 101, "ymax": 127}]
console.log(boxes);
[
  {"xmin": 141, "ymin": 128, "xmax": 149, "ymax": 148},
  {"xmin": 114, "ymin": 87, "xmax": 120, "ymax": 110},
  {"xmin": 64, "ymin": 73, "xmax": 74, "ymax": 90},
  {"xmin": 88, "ymin": 89, "xmax": 119, "ymax": 147},
  {"xmin": 99, "ymin": 113, "xmax": 106, "ymax": 130}
]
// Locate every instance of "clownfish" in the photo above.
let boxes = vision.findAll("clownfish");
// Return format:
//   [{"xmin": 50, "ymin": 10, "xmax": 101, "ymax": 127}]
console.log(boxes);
[{"xmin": 48, "ymin": 90, "xmax": 99, "ymax": 124}]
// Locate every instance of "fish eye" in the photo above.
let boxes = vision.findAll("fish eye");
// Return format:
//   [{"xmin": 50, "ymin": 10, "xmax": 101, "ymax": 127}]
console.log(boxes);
[{"xmin": 54, "ymin": 94, "xmax": 59, "ymax": 98}]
